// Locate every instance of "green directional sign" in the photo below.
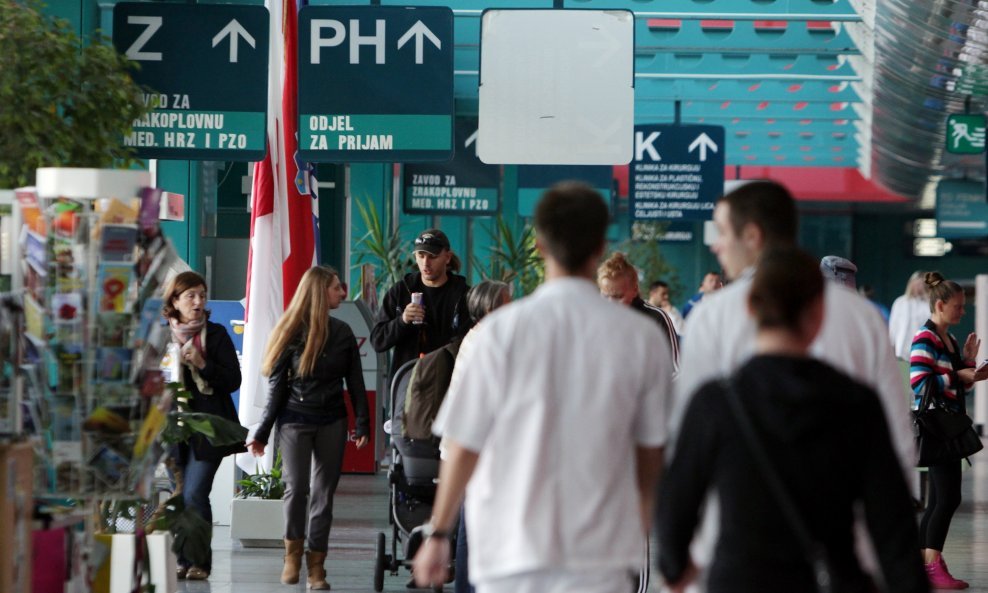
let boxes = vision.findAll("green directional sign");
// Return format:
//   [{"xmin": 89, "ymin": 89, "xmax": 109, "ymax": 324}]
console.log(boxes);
[
  {"xmin": 946, "ymin": 114, "xmax": 986, "ymax": 154},
  {"xmin": 112, "ymin": 3, "xmax": 268, "ymax": 160},
  {"xmin": 297, "ymin": 6, "xmax": 454, "ymax": 162},
  {"xmin": 403, "ymin": 119, "xmax": 499, "ymax": 215},
  {"xmin": 936, "ymin": 179, "xmax": 988, "ymax": 238}
]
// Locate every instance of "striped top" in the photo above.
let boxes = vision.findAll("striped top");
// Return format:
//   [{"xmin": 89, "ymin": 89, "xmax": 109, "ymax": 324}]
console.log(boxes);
[{"xmin": 909, "ymin": 320, "xmax": 973, "ymax": 412}]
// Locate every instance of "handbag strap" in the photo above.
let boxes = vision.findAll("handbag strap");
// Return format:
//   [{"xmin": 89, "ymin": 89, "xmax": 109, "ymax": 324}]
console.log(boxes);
[
  {"xmin": 916, "ymin": 374, "xmax": 946, "ymax": 416},
  {"xmin": 720, "ymin": 379, "xmax": 834, "ymax": 593}
]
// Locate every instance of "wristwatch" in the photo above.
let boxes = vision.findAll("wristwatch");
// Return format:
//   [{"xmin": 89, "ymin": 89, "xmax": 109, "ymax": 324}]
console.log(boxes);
[{"xmin": 421, "ymin": 522, "xmax": 450, "ymax": 540}]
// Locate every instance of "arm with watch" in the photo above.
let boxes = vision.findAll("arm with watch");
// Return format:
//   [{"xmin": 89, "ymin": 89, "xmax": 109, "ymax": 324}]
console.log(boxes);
[{"xmin": 412, "ymin": 441, "xmax": 480, "ymax": 588}]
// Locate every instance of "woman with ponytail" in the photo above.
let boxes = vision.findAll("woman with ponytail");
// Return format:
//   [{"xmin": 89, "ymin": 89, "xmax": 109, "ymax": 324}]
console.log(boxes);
[{"xmin": 911, "ymin": 271, "xmax": 988, "ymax": 589}]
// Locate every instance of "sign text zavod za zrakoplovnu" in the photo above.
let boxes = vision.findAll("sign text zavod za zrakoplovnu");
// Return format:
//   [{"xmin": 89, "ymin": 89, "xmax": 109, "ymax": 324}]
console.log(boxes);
[
  {"xmin": 630, "ymin": 124, "xmax": 725, "ymax": 221},
  {"xmin": 113, "ymin": 3, "xmax": 268, "ymax": 160},
  {"xmin": 403, "ymin": 119, "xmax": 499, "ymax": 215},
  {"xmin": 297, "ymin": 6, "xmax": 454, "ymax": 162}
]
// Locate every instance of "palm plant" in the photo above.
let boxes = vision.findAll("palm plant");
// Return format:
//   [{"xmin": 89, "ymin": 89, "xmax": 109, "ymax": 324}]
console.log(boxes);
[
  {"xmin": 235, "ymin": 450, "xmax": 285, "ymax": 500},
  {"xmin": 352, "ymin": 198, "xmax": 413, "ymax": 301},
  {"xmin": 616, "ymin": 221, "xmax": 682, "ymax": 299},
  {"xmin": 471, "ymin": 216, "xmax": 543, "ymax": 297}
]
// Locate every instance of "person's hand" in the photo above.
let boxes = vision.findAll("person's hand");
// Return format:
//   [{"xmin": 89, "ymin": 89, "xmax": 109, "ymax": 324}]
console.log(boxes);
[
  {"xmin": 412, "ymin": 536, "xmax": 450, "ymax": 588},
  {"xmin": 667, "ymin": 559, "xmax": 699, "ymax": 593},
  {"xmin": 964, "ymin": 332, "xmax": 981, "ymax": 362},
  {"xmin": 181, "ymin": 342, "xmax": 206, "ymax": 370},
  {"xmin": 355, "ymin": 435, "xmax": 369, "ymax": 449},
  {"xmin": 974, "ymin": 365, "xmax": 988, "ymax": 383},
  {"xmin": 246, "ymin": 440, "xmax": 266, "ymax": 457},
  {"xmin": 402, "ymin": 302, "xmax": 425, "ymax": 324}
]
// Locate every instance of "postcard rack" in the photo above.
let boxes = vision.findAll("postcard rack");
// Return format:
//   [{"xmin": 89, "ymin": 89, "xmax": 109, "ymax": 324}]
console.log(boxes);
[{"xmin": 13, "ymin": 168, "xmax": 178, "ymax": 500}]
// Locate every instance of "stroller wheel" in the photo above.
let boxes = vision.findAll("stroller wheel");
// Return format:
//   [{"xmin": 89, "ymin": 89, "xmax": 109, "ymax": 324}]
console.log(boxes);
[{"xmin": 374, "ymin": 532, "xmax": 386, "ymax": 592}]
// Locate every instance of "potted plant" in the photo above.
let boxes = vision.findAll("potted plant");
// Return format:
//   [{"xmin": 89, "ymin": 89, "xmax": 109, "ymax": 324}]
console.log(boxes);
[
  {"xmin": 471, "ymin": 215, "xmax": 544, "ymax": 297},
  {"xmin": 0, "ymin": 0, "xmax": 148, "ymax": 188},
  {"xmin": 352, "ymin": 197, "xmax": 413, "ymax": 303},
  {"xmin": 229, "ymin": 451, "xmax": 287, "ymax": 547}
]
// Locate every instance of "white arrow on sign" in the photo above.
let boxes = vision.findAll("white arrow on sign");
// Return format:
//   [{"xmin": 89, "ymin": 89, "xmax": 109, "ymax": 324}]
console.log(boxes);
[
  {"xmin": 688, "ymin": 132, "xmax": 718, "ymax": 162},
  {"xmin": 397, "ymin": 21, "xmax": 441, "ymax": 65},
  {"xmin": 212, "ymin": 19, "xmax": 255, "ymax": 63}
]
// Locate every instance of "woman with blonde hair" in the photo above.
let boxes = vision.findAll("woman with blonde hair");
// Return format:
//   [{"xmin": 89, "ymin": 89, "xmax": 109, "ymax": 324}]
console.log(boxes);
[
  {"xmin": 889, "ymin": 271, "xmax": 930, "ymax": 360},
  {"xmin": 911, "ymin": 271, "xmax": 988, "ymax": 589},
  {"xmin": 247, "ymin": 266, "xmax": 369, "ymax": 590}
]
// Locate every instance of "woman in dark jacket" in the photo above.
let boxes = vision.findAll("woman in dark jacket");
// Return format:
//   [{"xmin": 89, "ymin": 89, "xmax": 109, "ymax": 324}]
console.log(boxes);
[
  {"xmin": 247, "ymin": 265, "xmax": 369, "ymax": 590},
  {"xmin": 163, "ymin": 271, "xmax": 245, "ymax": 581},
  {"xmin": 656, "ymin": 247, "xmax": 928, "ymax": 593}
]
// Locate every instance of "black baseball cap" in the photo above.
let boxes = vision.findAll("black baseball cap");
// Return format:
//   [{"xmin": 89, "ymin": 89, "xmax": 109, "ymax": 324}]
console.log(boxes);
[{"xmin": 413, "ymin": 229, "xmax": 450, "ymax": 255}]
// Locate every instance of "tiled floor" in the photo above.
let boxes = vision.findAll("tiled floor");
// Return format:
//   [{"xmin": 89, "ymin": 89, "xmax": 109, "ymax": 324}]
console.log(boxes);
[{"xmin": 184, "ymin": 453, "xmax": 988, "ymax": 593}]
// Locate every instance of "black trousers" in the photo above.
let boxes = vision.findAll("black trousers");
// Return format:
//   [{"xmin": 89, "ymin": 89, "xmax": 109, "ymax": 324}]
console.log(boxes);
[{"xmin": 919, "ymin": 460, "xmax": 962, "ymax": 552}]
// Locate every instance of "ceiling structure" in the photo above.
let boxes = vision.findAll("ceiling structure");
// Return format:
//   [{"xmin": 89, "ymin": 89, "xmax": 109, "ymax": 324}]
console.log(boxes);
[
  {"xmin": 328, "ymin": 0, "xmax": 984, "ymax": 203},
  {"xmin": 871, "ymin": 0, "xmax": 988, "ymax": 206}
]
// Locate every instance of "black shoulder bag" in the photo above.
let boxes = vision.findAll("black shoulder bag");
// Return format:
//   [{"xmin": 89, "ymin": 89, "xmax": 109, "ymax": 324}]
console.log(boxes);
[
  {"xmin": 913, "ymin": 377, "xmax": 983, "ymax": 467},
  {"xmin": 721, "ymin": 380, "xmax": 834, "ymax": 593}
]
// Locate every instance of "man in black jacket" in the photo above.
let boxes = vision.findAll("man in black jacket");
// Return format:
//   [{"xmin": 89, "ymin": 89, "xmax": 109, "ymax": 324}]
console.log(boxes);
[{"xmin": 370, "ymin": 229, "xmax": 472, "ymax": 381}]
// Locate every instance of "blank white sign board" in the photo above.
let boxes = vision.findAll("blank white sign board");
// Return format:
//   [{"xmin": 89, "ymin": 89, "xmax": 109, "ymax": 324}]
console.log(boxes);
[{"xmin": 477, "ymin": 10, "xmax": 634, "ymax": 165}]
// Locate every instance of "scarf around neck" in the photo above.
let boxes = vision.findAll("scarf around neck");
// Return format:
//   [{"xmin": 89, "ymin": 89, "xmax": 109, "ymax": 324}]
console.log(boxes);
[{"xmin": 168, "ymin": 317, "xmax": 212, "ymax": 395}]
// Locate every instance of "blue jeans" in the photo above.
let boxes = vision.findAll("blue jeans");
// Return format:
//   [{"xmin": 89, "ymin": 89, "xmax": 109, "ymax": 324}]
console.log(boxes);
[
  {"xmin": 455, "ymin": 505, "xmax": 474, "ymax": 593},
  {"xmin": 179, "ymin": 451, "xmax": 221, "ymax": 570}
]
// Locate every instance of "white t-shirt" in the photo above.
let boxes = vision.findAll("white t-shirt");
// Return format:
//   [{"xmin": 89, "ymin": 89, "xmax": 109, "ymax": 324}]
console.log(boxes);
[
  {"xmin": 674, "ymin": 271, "xmax": 915, "ymax": 476},
  {"xmin": 888, "ymin": 295, "xmax": 930, "ymax": 360},
  {"xmin": 434, "ymin": 277, "xmax": 672, "ymax": 584}
]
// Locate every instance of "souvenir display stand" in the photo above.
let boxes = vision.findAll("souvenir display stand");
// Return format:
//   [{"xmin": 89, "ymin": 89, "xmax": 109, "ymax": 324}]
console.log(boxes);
[{"xmin": 7, "ymin": 168, "xmax": 180, "ymax": 593}]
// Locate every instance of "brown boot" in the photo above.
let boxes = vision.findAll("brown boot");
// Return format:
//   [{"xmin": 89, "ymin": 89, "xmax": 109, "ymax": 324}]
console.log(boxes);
[
  {"xmin": 282, "ymin": 539, "xmax": 304, "ymax": 585},
  {"xmin": 305, "ymin": 550, "xmax": 330, "ymax": 590}
]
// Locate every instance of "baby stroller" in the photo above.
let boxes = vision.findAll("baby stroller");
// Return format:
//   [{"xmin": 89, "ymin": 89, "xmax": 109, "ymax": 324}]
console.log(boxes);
[{"xmin": 373, "ymin": 358, "xmax": 457, "ymax": 591}]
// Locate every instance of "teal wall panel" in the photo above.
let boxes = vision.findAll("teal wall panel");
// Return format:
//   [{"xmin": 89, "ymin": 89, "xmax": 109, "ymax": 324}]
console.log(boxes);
[{"xmin": 157, "ymin": 161, "xmax": 199, "ymax": 266}]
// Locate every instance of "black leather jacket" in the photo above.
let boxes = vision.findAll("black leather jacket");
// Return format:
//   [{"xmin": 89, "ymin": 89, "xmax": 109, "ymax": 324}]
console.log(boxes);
[{"xmin": 254, "ymin": 317, "xmax": 369, "ymax": 444}]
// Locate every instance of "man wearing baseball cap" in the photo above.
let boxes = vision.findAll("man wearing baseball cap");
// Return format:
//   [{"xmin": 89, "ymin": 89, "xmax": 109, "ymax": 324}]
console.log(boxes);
[{"xmin": 370, "ymin": 229, "xmax": 473, "ymax": 381}]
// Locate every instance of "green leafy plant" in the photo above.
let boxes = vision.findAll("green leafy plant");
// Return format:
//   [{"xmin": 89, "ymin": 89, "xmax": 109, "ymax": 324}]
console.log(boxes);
[
  {"xmin": 0, "ymin": 0, "xmax": 149, "ymax": 187},
  {"xmin": 352, "ymin": 197, "xmax": 413, "ymax": 299},
  {"xmin": 146, "ymin": 383, "xmax": 249, "ymax": 567},
  {"xmin": 151, "ymin": 494, "xmax": 212, "ymax": 570},
  {"xmin": 471, "ymin": 216, "xmax": 544, "ymax": 297},
  {"xmin": 616, "ymin": 221, "xmax": 682, "ymax": 300},
  {"xmin": 235, "ymin": 450, "xmax": 285, "ymax": 500}
]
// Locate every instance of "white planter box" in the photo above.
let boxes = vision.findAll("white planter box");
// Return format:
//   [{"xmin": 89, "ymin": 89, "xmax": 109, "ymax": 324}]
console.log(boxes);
[
  {"xmin": 95, "ymin": 532, "xmax": 177, "ymax": 593},
  {"xmin": 229, "ymin": 498, "xmax": 285, "ymax": 548}
]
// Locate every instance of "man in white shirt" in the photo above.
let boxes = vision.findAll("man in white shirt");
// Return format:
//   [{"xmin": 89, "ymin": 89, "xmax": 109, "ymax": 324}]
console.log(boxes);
[
  {"xmin": 671, "ymin": 180, "xmax": 916, "ymax": 590},
  {"xmin": 414, "ymin": 182, "xmax": 672, "ymax": 593}
]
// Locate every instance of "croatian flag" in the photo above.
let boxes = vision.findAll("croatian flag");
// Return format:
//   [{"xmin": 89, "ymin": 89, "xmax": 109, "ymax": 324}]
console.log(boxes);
[{"xmin": 237, "ymin": 0, "xmax": 319, "ymax": 473}]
